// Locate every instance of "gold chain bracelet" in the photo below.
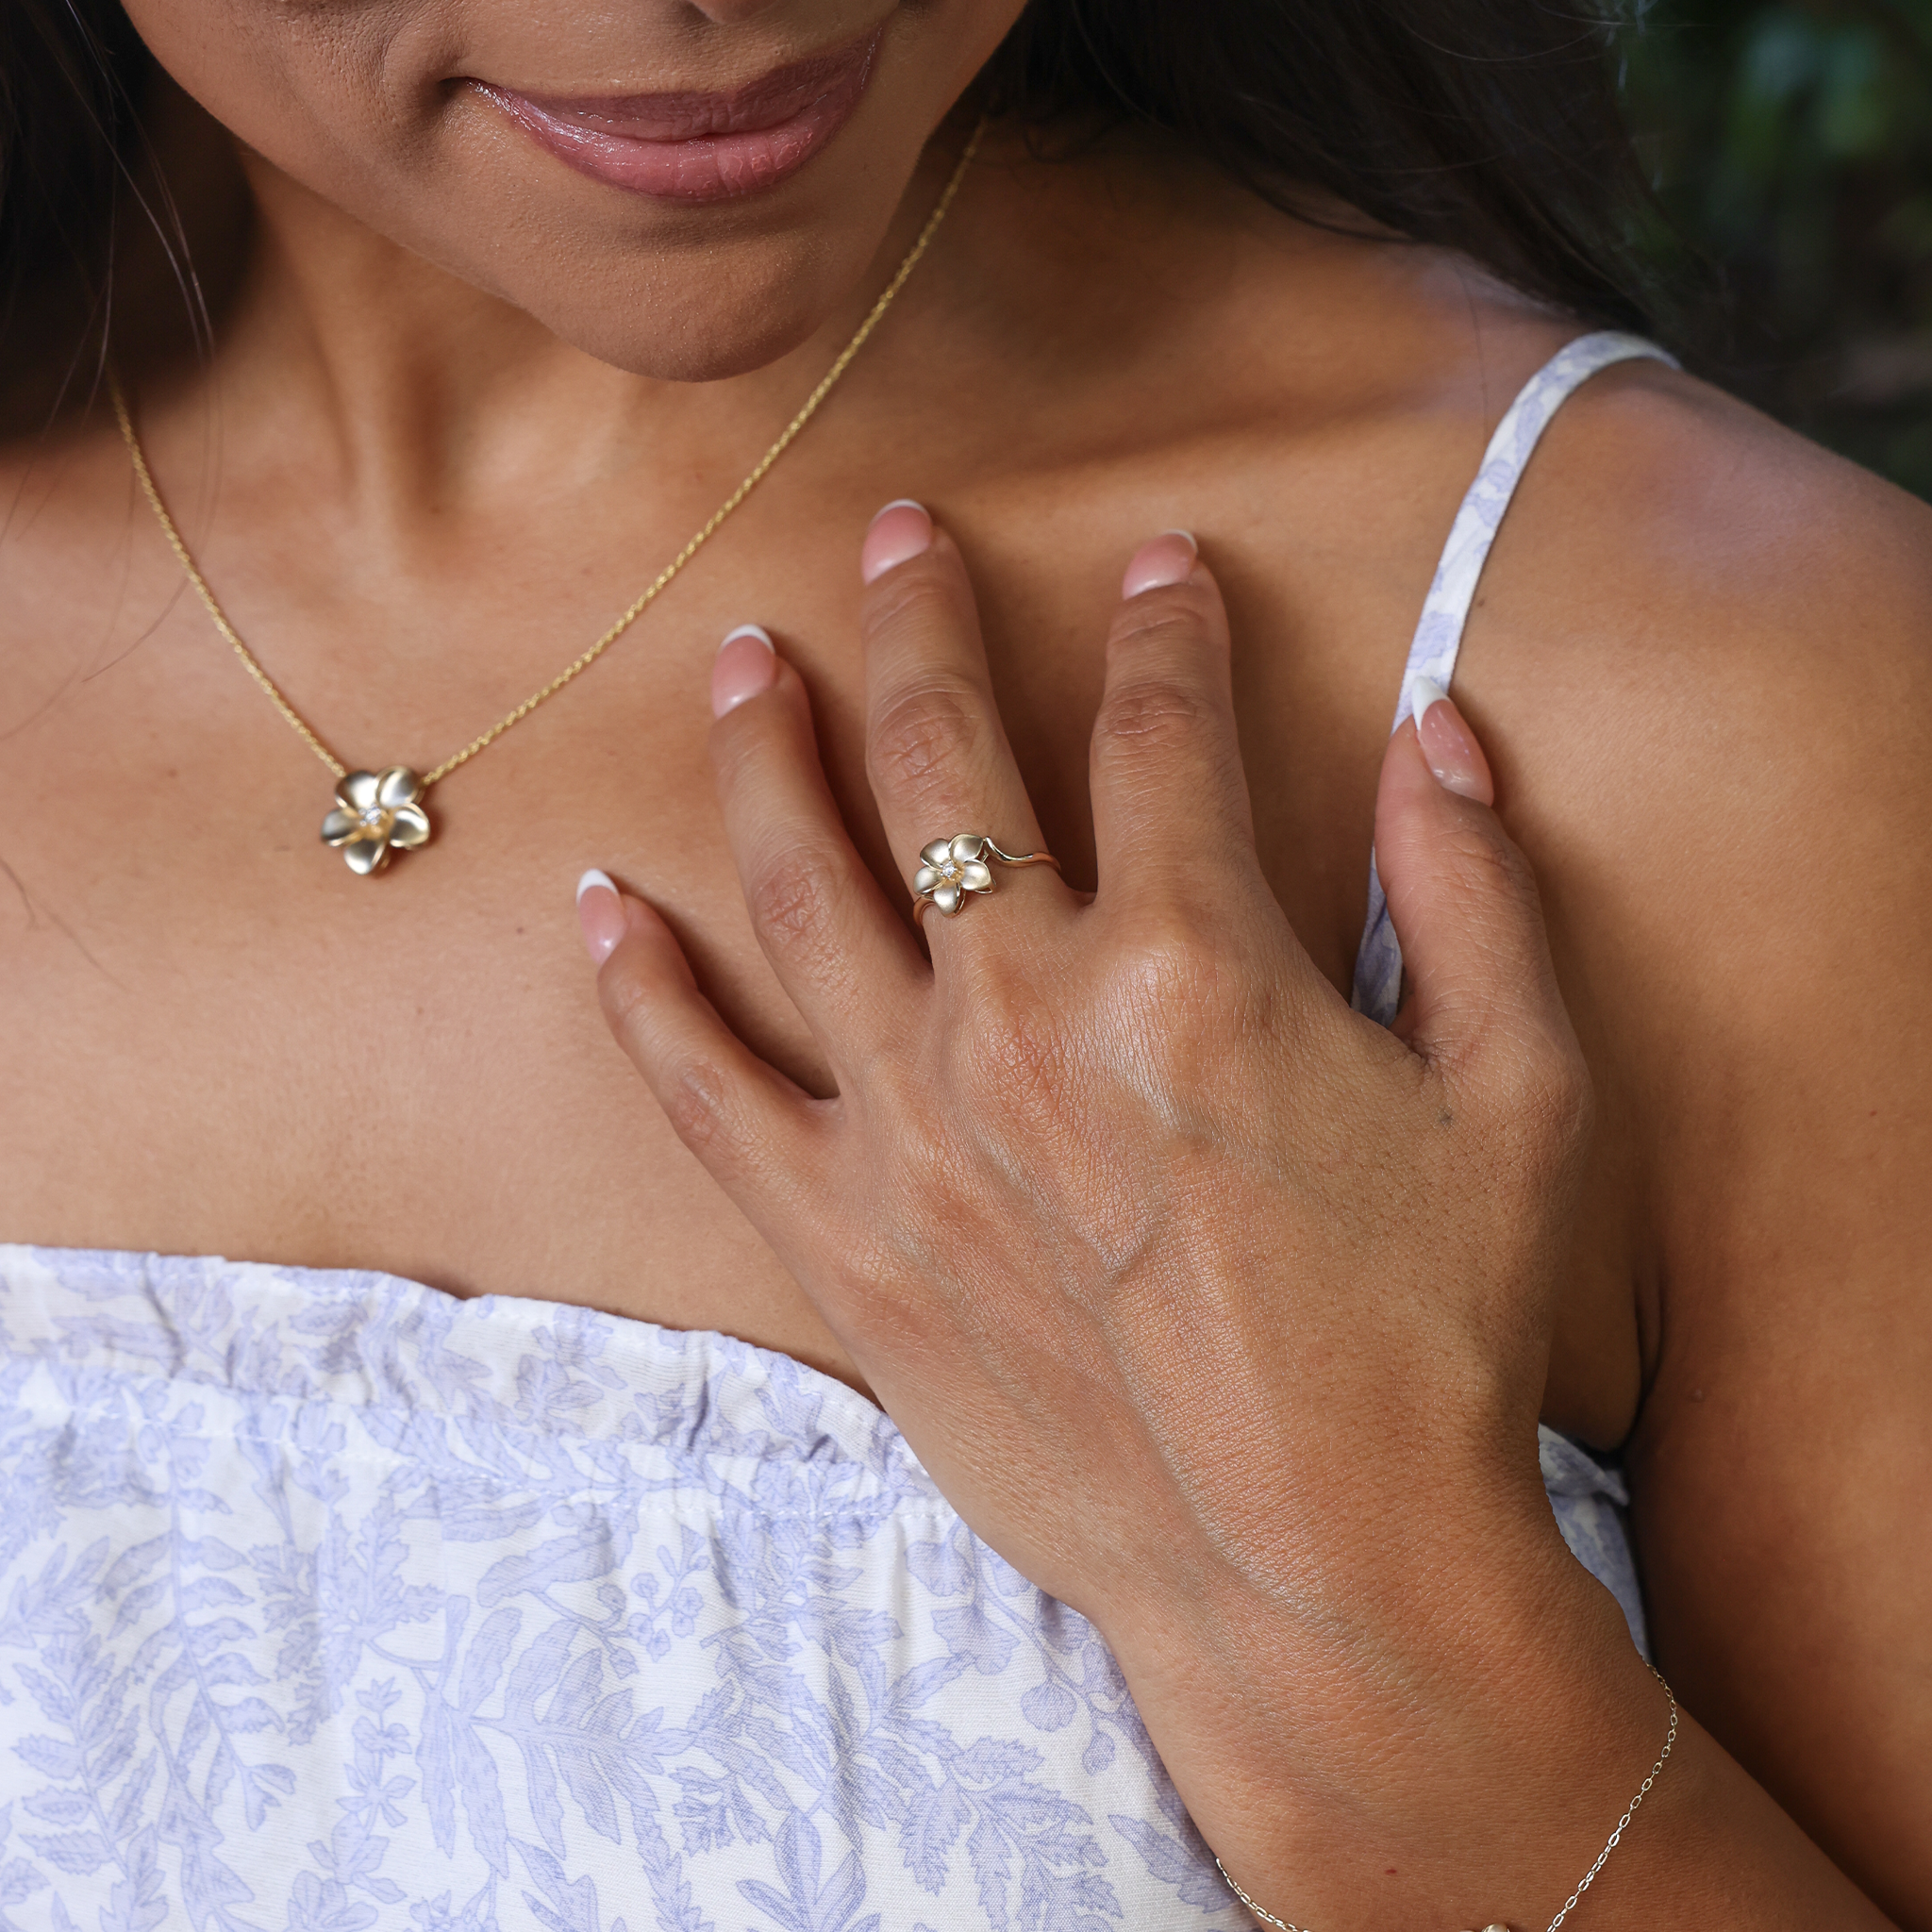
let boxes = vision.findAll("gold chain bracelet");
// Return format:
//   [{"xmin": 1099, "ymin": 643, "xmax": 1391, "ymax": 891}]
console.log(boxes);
[{"xmin": 1215, "ymin": 1664, "xmax": 1677, "ymax": 1932}]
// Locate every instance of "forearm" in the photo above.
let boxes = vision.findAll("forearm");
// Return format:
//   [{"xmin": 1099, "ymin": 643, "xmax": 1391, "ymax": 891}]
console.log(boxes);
[{"xmin": 1097, "ymin": 1494, "xmax": 1890, "ymax": 1931}]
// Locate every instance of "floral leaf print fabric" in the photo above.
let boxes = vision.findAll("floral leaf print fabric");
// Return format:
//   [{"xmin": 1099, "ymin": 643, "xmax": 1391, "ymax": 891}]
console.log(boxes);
[{"xmin": 0, "ymin": 1246, "xmax": 1644, "ymax": 1930}]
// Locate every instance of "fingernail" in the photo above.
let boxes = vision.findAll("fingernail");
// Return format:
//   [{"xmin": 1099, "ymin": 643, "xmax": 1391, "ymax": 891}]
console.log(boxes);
[
  {"xmin": 575, "ymin": 868, "xmax": 626, "ymax": 964},
  {"xmin": 711, "ymin": 624, "xmax": 776, "ymax": 718},
  {"xmin": 1409, "ymin": 676, "xmax": 1495, "ymax": 805},
  {"xmin": 1122, "ymin": 529, "xmax": 1198, "ymax": 598},
  {"xmin": 861, "ymin": 499, "xmax": 933, "ymax": 584}
]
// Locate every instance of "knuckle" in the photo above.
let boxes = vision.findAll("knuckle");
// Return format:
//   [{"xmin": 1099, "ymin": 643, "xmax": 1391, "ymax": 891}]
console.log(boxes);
[
  {"xmin": 603, "ymin": 979, "xmax": 741, "ymax": 1155},
  {"xmin": 1512, "ymin": 1035, "xmax": 1592, "ymax": 1141},
  {"xmin": 1480, "ymin": 1030, "xmax": 1593, "ymax": 1180},
  {"xmin": 742, "ymin": 844, "xmax": 843, "ymax": 961},
  {"xmin": 1109, "ymin": 581, "xmax": 1217, "ymax": 650},
  {"xmin": 1116, "ymin": 917, "xmax": 1203, "ymax": 996},
  {"xmin": 742, "ymin": 849, "xmax": 874, "ymax": 1033},
  {"xmin": 1442, "ymin": 820, "xmax": 1541, "ymax": 912},
  {"xmin": 1110, "ymin": 910, "xmax": 1240, "ymax": 1044},
  {"xmin": 863, "ymin": 554, "xmax": 958, "ymax": 640},
  {"xmin": 660, "ymin": 1054, "xmax": 735, "ymax": 1151},
  {"xmin": 708, "ymin": 698, "xmax": 776, "ymax": 790},
  {"xmin": 598, "ymin": 958, "xmax": 658, "ymax": 1049},
  {"xmin": 866, "ymin": 675, "xmax": 990, "ymax": 800},
  {"xmin": 1093, "ymin": 673, "xmax": 1214, "ymax": 761}
]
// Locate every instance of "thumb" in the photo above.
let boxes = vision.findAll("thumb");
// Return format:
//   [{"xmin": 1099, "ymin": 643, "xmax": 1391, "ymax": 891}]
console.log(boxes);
[{"xmin": 1373, "ymin": 681, "xmax": 1584, "ymax": 1111}]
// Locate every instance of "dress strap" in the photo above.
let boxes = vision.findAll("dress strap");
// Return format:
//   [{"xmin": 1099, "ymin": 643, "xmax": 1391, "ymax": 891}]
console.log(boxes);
[{"xmin": 1349, "ymin": 332, "xmax": 1677, "ymax": 1025}]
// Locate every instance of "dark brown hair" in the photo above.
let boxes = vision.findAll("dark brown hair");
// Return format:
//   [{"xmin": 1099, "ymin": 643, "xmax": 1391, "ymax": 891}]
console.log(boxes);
[
  {"xmin": 984, "ymin": 0, "xmax": 1657, "ymax": 330},
  {"xmin": 1, "ymin": 0, "xmax": 164, "ymax": 419},
  {"xmin": 0, "ymin": 0, "xmax": 1658, "ymax": 424}
]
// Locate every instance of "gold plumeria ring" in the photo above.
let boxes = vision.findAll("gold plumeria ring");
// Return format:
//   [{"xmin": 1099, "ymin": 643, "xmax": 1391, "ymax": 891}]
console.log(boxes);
[{"xmin": 911, "ymin": 833, "xmax": 1061, "ymax": 921}]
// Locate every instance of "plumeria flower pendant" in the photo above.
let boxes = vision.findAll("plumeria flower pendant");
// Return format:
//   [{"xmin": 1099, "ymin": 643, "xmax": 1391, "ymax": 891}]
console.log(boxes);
[
  {"xmin": 322, "ymin": 767, "xmax": 432, "ymax": 875},
  {"xmin": 913, "ymin": 834, "xmax": 997, "ymax": 915}
]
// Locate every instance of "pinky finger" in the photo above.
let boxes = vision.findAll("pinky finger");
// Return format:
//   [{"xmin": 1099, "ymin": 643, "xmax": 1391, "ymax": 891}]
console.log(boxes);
[{"xmin": 585, "ymin": 878, "xmax": 828, "ymax": 1215}]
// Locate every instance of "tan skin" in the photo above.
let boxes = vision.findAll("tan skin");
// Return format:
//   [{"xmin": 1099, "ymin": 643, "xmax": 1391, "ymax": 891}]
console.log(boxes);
[{"xmin": 0, "ymin": 0, "xmax": 1927, "ymax": 1920}]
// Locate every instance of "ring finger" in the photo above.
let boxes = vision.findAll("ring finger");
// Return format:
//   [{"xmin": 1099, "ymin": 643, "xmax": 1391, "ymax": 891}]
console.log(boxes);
[{"xmin": 858, "ymin": 501, "xmax": 1060, "ymax": 934}]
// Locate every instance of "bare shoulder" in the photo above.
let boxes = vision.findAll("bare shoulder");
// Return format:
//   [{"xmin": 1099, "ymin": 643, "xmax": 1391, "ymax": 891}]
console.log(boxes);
[
  {"xmin": 1524, "ymin": 345, "xmax": 1923, "ymax": 641},
  {"xmin": 1460, "ymin": 349, "xmax": 1932, "ymax": 1909},
  {"xmin": 1464, "ymin": 354, "xmax": 1932, "ymax": 1244},
  {"xmin": 1494, "ymin": 353, "xmax": 1932, "ymax": 658},
  {"xmin": 1464, "ymin": 355, "xmax": 1932, "ymax": 971}
]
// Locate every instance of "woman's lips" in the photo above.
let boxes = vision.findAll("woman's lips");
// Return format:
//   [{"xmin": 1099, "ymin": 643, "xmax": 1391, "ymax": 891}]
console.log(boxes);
[{"xmin": 476, "ymin": 29, "xmax": 881, "ymax": 204}]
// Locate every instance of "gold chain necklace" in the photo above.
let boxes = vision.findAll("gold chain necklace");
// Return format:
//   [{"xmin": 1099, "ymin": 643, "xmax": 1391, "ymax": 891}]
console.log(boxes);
[{"xmin": 112, "ymin": 121, "xmax": 981, "ymax": 876}]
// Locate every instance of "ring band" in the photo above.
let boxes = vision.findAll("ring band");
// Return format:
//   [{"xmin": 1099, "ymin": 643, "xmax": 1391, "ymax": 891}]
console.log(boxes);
[{"xmin": 911, "ymin": 832, "xmax": 1060, "ymax": 921}]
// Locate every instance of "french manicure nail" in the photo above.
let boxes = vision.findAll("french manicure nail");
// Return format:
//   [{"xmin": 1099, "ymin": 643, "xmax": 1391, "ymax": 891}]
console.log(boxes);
[
  {"xmin": 711, "ymin": 624, "xmax": 777, "ymax": 718},
  {"xmin": 575, "ymin": 868, "xmax": 626, "ymax": 964},
  {"xmin": 1409, "ymin": 676, "xmax": 1495, "ymax": 805},
  {"xmin": 861, "ymin": 499, "xmax": 934, "ymax": 584},
  {"xmin": 1122, "ymin": 528, "xmax": 1199, "ymax": 598}
]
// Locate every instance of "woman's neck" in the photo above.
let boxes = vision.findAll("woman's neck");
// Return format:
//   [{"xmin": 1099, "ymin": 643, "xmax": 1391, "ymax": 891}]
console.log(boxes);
[{"xmin": 141, "ymin": 92, "xmax": 961, "ymax": 550}]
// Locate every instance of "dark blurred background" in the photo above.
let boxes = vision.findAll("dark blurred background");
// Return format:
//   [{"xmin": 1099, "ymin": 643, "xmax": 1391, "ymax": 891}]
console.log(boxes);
[{"xmin": 1622, "ymin": 0, "xmax": 1932, "ymax": 498}]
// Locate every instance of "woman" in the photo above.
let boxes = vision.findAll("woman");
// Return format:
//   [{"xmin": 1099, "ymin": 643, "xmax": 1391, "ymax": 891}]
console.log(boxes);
[{"xmin": 1, "ymin": 0, "xmax": 1925, "ymax": 1926}]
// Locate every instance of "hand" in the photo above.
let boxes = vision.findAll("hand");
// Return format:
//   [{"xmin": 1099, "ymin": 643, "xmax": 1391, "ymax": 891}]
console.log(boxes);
[
  {"xmin": 581, "ymin": 499, "xmax": 1585, "ymax": 1597},
  {"xmin": 576, "ymin": 504, "xmax": 1677, "ymax": 1921}
]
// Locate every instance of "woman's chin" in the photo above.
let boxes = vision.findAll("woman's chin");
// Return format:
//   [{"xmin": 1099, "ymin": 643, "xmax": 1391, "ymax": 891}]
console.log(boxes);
[
  {"xmin": 550, "ymin": 299, "xmax": 846, "ymax": 387},
  {"xmin": 137, "ymin": 0, "xmax": 992, "ymax": 389},
  {"xmin": 453, "ymin": 224, "xmax": 891, "ymax": 384}
]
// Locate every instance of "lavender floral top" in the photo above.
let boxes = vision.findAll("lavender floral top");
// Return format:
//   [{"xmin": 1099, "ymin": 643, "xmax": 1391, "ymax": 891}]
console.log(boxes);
[{"xmin": 0, "ymin": 335, "xmax": 1663, "ymax": 1932}]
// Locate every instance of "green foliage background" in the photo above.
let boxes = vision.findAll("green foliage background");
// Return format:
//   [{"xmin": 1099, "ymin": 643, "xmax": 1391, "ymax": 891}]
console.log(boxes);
[{"xmin": 1620, "ymin": 0, "xmax": 1932, "ymax": 497}]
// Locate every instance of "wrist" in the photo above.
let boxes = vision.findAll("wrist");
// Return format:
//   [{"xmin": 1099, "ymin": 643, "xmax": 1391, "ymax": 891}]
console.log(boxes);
[{"xmin": 1092, "ymin": 1495, "xmax": 1669, "ymax": 1929}]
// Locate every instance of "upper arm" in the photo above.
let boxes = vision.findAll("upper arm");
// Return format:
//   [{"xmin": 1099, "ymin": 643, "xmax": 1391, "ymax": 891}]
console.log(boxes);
[{"xmin": 1464, "ymin": 365, "xmax": 1932, "ymax": 1919}]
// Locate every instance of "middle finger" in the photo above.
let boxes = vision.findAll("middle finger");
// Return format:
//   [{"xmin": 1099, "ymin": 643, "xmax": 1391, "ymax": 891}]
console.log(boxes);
[{"xmin": 858, "ymin": 503, "xmax": 1060, "ymax": 933}]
